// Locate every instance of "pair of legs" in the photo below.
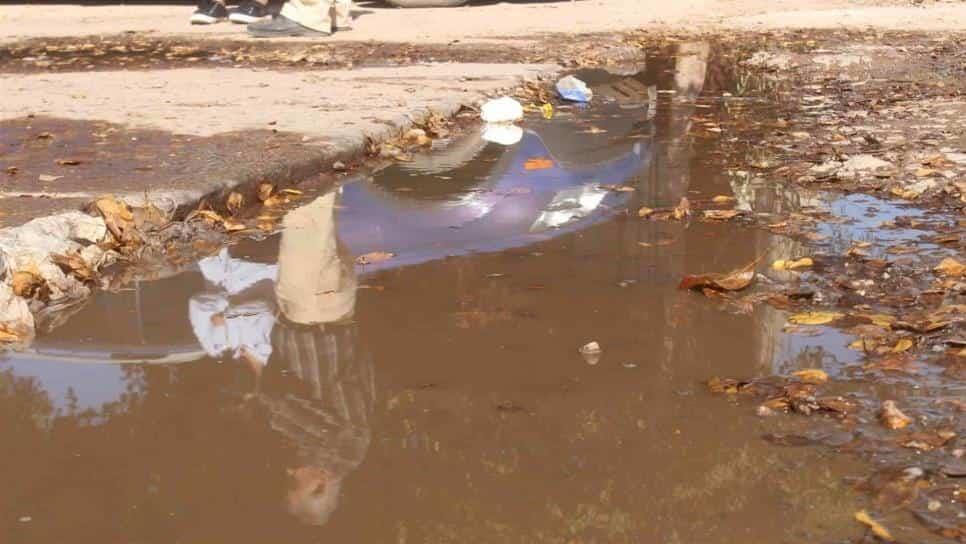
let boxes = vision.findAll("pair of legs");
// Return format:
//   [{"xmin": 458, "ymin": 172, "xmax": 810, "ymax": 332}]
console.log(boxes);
[
  {"xmin": 191, "ymin": 0, "xmax": 272, "ymax": 25},
  {"xmin": 250, "ymin": 0, "xmax": 353, "ymax": 37}
]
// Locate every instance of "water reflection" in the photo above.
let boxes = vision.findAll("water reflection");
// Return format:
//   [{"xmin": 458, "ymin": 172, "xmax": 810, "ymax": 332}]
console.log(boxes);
[{"xmin": 0, "ymin": 44, "xmax": 866, "ymax": 542}]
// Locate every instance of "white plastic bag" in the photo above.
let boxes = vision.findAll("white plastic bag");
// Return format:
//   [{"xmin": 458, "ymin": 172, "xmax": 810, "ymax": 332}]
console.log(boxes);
[{"xmin": 480, "ymin": 96, "xmax": 524, "ymax": 124}]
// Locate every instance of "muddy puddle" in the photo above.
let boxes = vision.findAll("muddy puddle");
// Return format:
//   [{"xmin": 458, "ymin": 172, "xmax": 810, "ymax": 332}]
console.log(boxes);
[{"xmin": 1, "ymin": 45, "xmax": 962, "ymax": 543}]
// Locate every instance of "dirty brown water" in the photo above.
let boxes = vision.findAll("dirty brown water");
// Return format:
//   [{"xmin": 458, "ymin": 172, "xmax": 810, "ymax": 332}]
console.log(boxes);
[{"xmin": 1, "ymin": 47, "xmax": 957, "ymax": 543}]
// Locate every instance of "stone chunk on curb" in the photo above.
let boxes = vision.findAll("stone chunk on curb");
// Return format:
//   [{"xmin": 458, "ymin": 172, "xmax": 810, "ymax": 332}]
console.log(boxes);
[
  {"xmin": 0, "ymin": 283, "xmax": 35, "ymax": 344},
  {"xmin": 0, "ymin": 211, "xmax": 109, "ymax": 342}
]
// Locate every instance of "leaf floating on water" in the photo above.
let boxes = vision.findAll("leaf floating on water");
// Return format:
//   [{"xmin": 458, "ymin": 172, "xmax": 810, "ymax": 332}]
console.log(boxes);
[
  {"xmin": 793, "ymin": 369, "xmax": 828, "ymax": 384},
  {"xmin": 854, "ymin": 510, "xmax": 894, "ymax": 542},
  {"xmin": 879, "ymin": 400, "xmax": 912, "ymax": 430},
  {"xmin": 788, "ymin": 312, "xmax": 843, "ymax": 326},
  {"xmin": 523, "ymin": 157, "xmax": 554, "ymax": 171},
  {"xmin": 679, "ymin": 259, "xmax": 757, "ymax": 293},
  {"xmin": 891, "ymin": 338, "xmax": 914, "ymax": 353},
  {"xmin": 672, "ymin": 197, "xmax": 691, "ymax": 220},
  {"xmin": 540, "ymin": 103, "xmax": 554, "ymax": 120},
  {"xmin": 772, "ymin": 257, "xmax": 814, "ymax": 271},
  {"xmin": 356, "ymin": 252, "xmax": 395, "ymax": 265},
  {"xmin": 703, "ymin": 209, "xmax": 740, "ymax": 221},
  {"xmin": 934, "ymin": 257, "xmax": 965, "ymax": 277},
  {"xmin": 599, "ymin": 184, "xmax": 635, "ymax": 192}
]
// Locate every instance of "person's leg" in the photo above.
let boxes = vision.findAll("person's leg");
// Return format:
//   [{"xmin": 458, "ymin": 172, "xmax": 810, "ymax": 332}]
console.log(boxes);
[
  {"xmin": 248, "ymin": 0, "xmax": 333, "ymax": 37},
  {"xmin": 229, "ymin": 0, "xmax": 271, "ymax": 24},
  {"xmin": 190, "ymin": 0, "xmax": 229, "ymax": 25},
  {"xmin": 280, "ymin": 0, "xmax": 334, "ymax": 33},
  {"xmin": 333, "ymin": 0, "xmax": 352, "ymax": 31}
]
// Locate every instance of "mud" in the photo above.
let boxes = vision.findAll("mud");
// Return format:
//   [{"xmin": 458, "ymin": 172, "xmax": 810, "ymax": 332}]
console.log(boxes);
[{"xmin": 1, "ymin": 37, "xmax": 965, "ymax": 543}]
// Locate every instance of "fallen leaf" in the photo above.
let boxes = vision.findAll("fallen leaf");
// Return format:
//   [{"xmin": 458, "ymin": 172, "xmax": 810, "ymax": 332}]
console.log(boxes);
[
  {"xmin": 854, "ymin": 510, "xmax": 894, "ymax": 541},
  {"xmin": 540, "ymin": 103, "xmax": 554, "ymax": 120},
  {"xmin": 226, "ymin": 192, "xmax": 244, "ymax": 214},
  {"xmin": 703, "ymin": 209, "xmax": 740, "ymax": 221},
  {"xmin": 222, "ymin": 219, "xmax": 246, "ymax": 232},
  {"xmin": 638, "ymin": 207, "xmax": 655, "ymax": 218},
  {"xmin": 891, "ymin": 338, "xmax": 914, "ymax": 353},
  {"xmin": 524, "ymin": 157, "xmax": 554, "ymax": 171},
  {"xmin": 711, "ymin": 195, "xmax": 735, "ymax": 204},
  {"xmin": 356, "ymin": 252, "xmax": 395, "ymax": 265},
  {"xmin": 788, "ymin": 312, "xmax": 843, "ymax": 326},
  {"xmin": 281, "ymin": 188, "xmax": 303, "ymax": 196},
  {"xmin": 879, "ymin": 400, "xmax": 912, "ymax": 430},
  {"xmin": 599, "ymin": 184, "xmax": 635, "ymax": 192},
  {"xmin": 679, "ymin": 259, "xmax": 757, "ymax": 292},
  {"xmin": 55, "ymin": 159, "xmax": 81, "ymax": 166},
  {"xmin": 38, "ymin": 174, "xmax": 63, "ymax": 182},
  {"xmin": 94, "ymin": 196, "xmax": 138, "ymax": 245},
  {"xmin": 793, "ymin": 369, "xmax": 828, "ymax": 384},
  {"xmin": 51, "ymin": 252, "xmax": 94, "ymax": 282},
  {"xmin": 772, "ymin": 257, "xmax": 814, "ymax": 271},
  {"xmin": 673, "ymin": 197, "xmax": 691, "ymax": 220},
  {"xmin": 934, "ymin": 257, "xmax": 965, "ymax": 277},
  {"xmin": 11, "ymin": 270, "xmax": 45, "ymax": 298},
  {"xmin": 257, "ymin": 183, "xmax": 275, "ymax": 202}
]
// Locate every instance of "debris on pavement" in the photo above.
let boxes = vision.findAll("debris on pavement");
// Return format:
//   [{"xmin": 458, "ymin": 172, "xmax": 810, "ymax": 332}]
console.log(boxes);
[
  {"xmin": 555, "ymin": 75, "xmax": 593, "ymax": 103},
  {"xmin": 480, "ymin": 97, "xmax": 524, "ymax": 124}
]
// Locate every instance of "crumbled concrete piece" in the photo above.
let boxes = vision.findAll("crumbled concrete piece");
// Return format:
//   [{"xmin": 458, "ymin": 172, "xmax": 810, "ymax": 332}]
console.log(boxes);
[{"xmin": 0, "ymin": 283, "xmax": 35, "ymax": 342}]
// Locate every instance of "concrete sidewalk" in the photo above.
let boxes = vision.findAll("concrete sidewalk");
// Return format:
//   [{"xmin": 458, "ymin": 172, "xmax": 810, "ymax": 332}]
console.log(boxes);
[
  {"xmin": 0, "ymin": 63, "xmax": 555, "ymax": 227},
  {"xmin": 4, "ymin": 0, "xmax": 966, "ymax": 46}
]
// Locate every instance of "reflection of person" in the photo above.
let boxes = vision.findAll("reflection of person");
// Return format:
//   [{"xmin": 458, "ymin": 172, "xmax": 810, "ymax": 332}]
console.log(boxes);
[
  {"xmin": 248, "ymin": 0, "xmax": 352, "ymax": 37},
  {"xmin": 192, "ymin": 192, "xmax": 372, "ymax": 527},
  {"xmin": 262, "ymin": 192, "xmax": 372, "ymax": 526}
]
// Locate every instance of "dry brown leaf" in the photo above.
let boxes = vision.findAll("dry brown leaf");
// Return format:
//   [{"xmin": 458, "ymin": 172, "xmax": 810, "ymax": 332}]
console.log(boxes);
[
  {"xmin": 51, "ymin": 252, "xmax": 94, "ymax": 282},
  {"xmin": 55, "ymin": 158, "xmax": 81, "ymax": 166},
  {"xmin": 94, "ymin": 196, "xmax": 137, "ymax": 244},
  {"xmin": 788, "ymin": 312, "xmax": 843, "ymax": 326},
  {"xmin": 226, "ymin": 191, "xmax": 244, "ymax": 214},
  {"xmin": 711, "ymin": 195, "xmax": 735, "ymax": 204},
  {"xmin": 934, "ymin": 257, "xmax": 965, "ymax": 277},
  {"xmin": 772, "ymin": 257, "xmax": 814, "ymax": 271},
  {"xmin": 638, "ymin": 207, "xmax": 655, "ymax": 218},
  {"xmin": 222, "ymin": 219, "xmax": 247, "ymax": 233},
  {"xmin": 356, "ymin": 252, "xmax": 395, "ymax": 265},
  {"xmin": 679, "ymin": 259, "xmax": 757, "ymax": 292},
  {"xmin": 879, "ymin": 400, "xmax": 912, "ymax": 430},
  {"xmin": 195, "ymin": 210, "xmax": 225, "ymax": 224},
  {"xmin": 891, "ymin": 338, "xmax": 914, "ymax": 353},
  {"xmin": 703, "ymin": 209, "xmax": 740, "ymax": 221},
  {"xmin": 11, "ymin": 270, "xmax": 44, "ymax": 298},
  {"xmin": 257, "ymin": 183, "xmax": 275, "ymax": 202},
  {"xmin": 672, "ymin": 197, "xmax": 691, "ymax": 220},
  {"xmin": 854, "ymin": 510, "xmax": 894, "ymax": 542},
  {"xmin": 793, "ymin": 369, "xmax": 828, "ymax": 384}
]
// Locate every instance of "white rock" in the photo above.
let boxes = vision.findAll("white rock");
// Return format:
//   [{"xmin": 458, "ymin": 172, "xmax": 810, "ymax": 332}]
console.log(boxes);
[{"xmin": 480, "ymin": 97, "xmax": 524, "ymax": 124}]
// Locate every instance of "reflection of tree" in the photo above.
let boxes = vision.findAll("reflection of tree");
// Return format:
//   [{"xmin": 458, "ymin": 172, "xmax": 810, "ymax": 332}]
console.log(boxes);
[{"xmin": 0, "ymin": 367, "xmax": 54, "ymax": 433}]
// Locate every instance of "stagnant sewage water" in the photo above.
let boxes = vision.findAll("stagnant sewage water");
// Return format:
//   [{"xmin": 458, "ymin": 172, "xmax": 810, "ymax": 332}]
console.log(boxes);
[{"xmin": 1, "ymin": 47, "xmax": 944, "ymax": 543}]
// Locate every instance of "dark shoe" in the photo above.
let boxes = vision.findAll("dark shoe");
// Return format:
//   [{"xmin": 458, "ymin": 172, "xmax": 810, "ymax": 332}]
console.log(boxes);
[
  {"xmin": 229, "ymin": 1, "xmax": 270, "ymax": 24},
  {"xmin": 190, "ymin": 0, "xmax": 228, "ymax": 24},
  {"xmin": 248, "ymin": 15, "xmax": 330, "ymax": 38}
]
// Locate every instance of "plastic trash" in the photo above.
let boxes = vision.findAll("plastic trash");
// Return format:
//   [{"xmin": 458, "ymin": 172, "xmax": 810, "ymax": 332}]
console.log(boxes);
[
  {"xmin": 556, "ymin": 75, "xmax": 593, "ymax": 103},
  {"xmin": 481, "ymin": 124, "xmax": 523, "ymax": 146},
  {"xmin": 480, "ymin": 96, "xmax": 524, "ymax": 124},
  {"xmin": 579, "ymin": 340, "xmax": 602, "ymax": 365}
]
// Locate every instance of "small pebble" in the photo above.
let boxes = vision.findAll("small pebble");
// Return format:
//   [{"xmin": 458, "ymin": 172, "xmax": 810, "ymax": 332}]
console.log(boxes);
[{"xmin": 927, "ymin": 500, "xmax": 941, "ymax": 512}]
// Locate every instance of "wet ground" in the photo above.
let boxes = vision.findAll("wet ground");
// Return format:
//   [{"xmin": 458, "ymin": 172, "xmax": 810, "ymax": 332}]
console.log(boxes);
[{"xmin": 1, "ymin": 42, "xmax": 964, "ymax": 543}]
